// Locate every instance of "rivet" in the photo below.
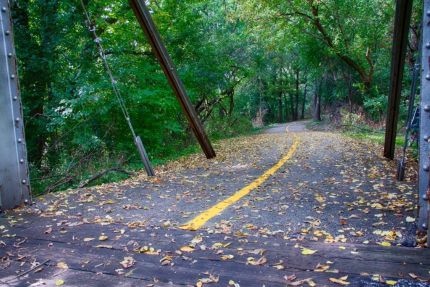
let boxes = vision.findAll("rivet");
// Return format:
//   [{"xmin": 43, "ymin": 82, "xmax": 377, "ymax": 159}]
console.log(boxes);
[
  {"xmin": 423, "ymin": 223, "xmax": 428, "ymax": 229},
  {"xmin": 424, "ymin": 135, "xmax": 430, "ymax": 142},
  {"xmin": 423, "ymin": 194, "xmax": 429, "ymax": 200},
  {"xmin": 10, "ymin": 74, "xmax": 15, "ymax": 79},
  {"xmin": 15, "ymin": 117, "xmax": 20, "ymax": 122},
  {"xmin": 17, "ymin": 138, "xmax": 22, "ymax": 143},
  {"xmin": 427, "ymin": 42, "xmax": 430, "ymax": 49},
  {"xmin": 424, "ymin": 164, "xmax": 430, "ymax": 172},
  {"xmin": 425, "ymin": 105, "xmax": 430, "ymax": 112},
  {"xmin": 7, "ymin": 53, "xmax": 12, "ymax": 58},
  {"xmin": 427, "ymin": 10, "xmax": 430, "ymax": 16},
  {"xmin": 21, "ymin": 179, "xmax": 26, "ymax": 184},
  {"xmin": 24, "ymin": 199, "xmax": 29, "ymax": 204},
  {"xmin": 1, "ymin": 7, "xmax": 6, "ymax": 12},
  {"xmin": 5, "ymin": 30, "xmax": 10, "ymax": 35},
  {"xmin": 13, "ymin": 96, "xmax": 17, "ymax": 101},
  {"xmin": 19, "ymin": 159, "xmax": 24, "ymax": 163}
]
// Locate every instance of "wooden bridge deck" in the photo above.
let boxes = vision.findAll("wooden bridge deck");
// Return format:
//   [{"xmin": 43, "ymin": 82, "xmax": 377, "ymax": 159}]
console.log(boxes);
[{"xmin": 1, "ymin": 217, "xmax": 429, "ymax": 287}]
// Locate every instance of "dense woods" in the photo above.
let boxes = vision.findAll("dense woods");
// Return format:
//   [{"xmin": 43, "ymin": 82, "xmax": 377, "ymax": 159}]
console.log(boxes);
[{"xmin": 12, "ymin": 0, "xmax": 421, "ymax": 193}]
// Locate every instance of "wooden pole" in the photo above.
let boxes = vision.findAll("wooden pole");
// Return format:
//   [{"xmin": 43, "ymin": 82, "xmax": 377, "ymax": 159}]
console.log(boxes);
[
  {"xmin": 129, "ymin": 0, "xmax": 216, "ymax": 159},
  {"xmin": 384, "ymin": 0, "xmax": 413, "ymax": 159}
]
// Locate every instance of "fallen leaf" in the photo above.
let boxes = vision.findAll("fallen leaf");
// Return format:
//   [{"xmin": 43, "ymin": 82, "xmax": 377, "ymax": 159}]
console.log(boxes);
[
  {"xmin": 406, "ymin": 216, "xmax": 415, "ymax": 223},
  {"xmin": 329, "ymin": 276, "xmax": 350, "ymax": 285},
  {"xmin": 98, "ymin": 235, "xmax": 108, "ymax": 241},
  {"xmin": 301, "ymin": 248, "xmax": 317, "ymax": 255},
  {"xmin": 221, "ymin": 254, "xmax": 234, "ymax": 260},
  {"xmin": 160, "ymin": 255, "xmax": 173, "ymax": 266},
  {"xmin": 247, "ymin": 256, "xmax": 267, "ymax": 266},
  {"xmin": 120, "ymin": 256, "xmax": 135, "ymax": 269},
  {"xmin": 56, "ymin": 262, "xmax": 68, "ymax": 269},
  {"xmin": 379, "ymin": 242, "xmax": 391, "ymax": 247},
  {"xmin": 180, "ymin": 246, "xmax": 195, "ymax": 253},
  {"xmin": 95, "ymin": 244, "xmax": 113, "ymax": 249}
]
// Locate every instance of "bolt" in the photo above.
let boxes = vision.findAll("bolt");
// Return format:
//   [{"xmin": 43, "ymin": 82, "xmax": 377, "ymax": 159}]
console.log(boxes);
[
  {"xmin": 13, "ymin": 96, "xmax": 17, "ymax": 101},
  {"xmin": 426, "ymin": 74, "xmax": 430, "ymax": 81},
  {"xmin": 423, "ymin": 223, "xmax": 428, "ymax": 229},
  {"xmin": 425, "ymin": 105, "xmax": 430, "ymax": 112},
  {"xmin": 425, "ymin": 135, "xmax": 430, "ymax": 142},
  {"xmin": 21, "ymin": 179, "xmax": 26, "ymax": 184},
  {"xmin": 427, "ymin": 10, "xmax": 430, "ymax": 16},
  {"xmin": 424, "ymin": 164, "xmax": 430, "ymax": 172},
  {"xmin": 24, "ymin": 199, "xmax": 29, "ymax": 204},
  {"xmin": 1, "ymin": 7, "xmax": 6, "ymax": 12},
  {"xmin": 15, "ymin": 117, "xmax": 20, "ymax": 122},
  {"xmin": 427, "ymin": 42, "xmax": 430, "ymax": 49},
  {"xmin": 17, "ymin": 138, "xmax": 22, "ymax": 143},
  {"xmin": 19, "ymin": 159, "xmax": 24, "ymax": 164},
  {"xmin": 10, "ymin": 74, "xmax": 15, "ymax": 79},
  {"xmin": 5, "ymin": 30, "xmax": 10, "ymax": 35},
  {"xmin": 424, "ymin": 194, "xmax": 429, "ymax": 200},
  {"xmin": 7, "ymin": 53, "xmax": 12, "ymax": 58}
]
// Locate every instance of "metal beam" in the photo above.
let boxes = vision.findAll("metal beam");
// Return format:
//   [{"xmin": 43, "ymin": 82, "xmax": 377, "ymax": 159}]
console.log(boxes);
[
  {"xmin": 129, "ymin": 0, "xmax": 216, "ymax": 159},
  {"xmin": 419, "ymin": 0, "xmax": 430, "ymax": 238},
  {"xmin": 0, "ymin": 0, "xmax": 31, "ymax": 209},
  {"xmin": 384, "ymin": 0, "xmax": 413, "ymax": 159}
]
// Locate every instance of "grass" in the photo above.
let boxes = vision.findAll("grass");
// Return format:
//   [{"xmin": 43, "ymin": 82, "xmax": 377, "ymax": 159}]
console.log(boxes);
[{"xmin": 344, "ymin": 131, "xmax": 404, "ymax": 147}]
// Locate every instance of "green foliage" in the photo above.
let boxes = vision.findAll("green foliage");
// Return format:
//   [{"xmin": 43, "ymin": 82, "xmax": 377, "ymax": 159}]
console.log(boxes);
[{"xmin": 11, "ymin": 0, "xmax": 421, "ymax": 193}]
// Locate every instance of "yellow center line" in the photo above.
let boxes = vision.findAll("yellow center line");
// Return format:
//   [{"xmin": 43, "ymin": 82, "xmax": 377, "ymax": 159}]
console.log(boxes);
[{"xmin": 180, "ymin": 135, "xmax": 300, "ymax": 231}]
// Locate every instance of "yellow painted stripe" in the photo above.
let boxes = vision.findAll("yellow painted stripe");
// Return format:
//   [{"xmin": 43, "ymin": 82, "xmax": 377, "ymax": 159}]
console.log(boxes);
[{"xmin": 180, "ymin": 136, "xmax": 300, "ymax": 231}]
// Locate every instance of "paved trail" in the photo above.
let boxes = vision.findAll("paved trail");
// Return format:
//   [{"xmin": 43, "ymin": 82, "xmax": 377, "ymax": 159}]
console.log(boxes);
[{"xmin": 0, "ymin": 122, "xmax": 428, "ymax": 287}]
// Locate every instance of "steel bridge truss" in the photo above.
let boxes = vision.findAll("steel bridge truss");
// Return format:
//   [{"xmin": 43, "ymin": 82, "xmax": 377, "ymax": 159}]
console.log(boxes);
[{"xmin": 0, "ymin": 0, "xmax": 31, "ymax": 209}]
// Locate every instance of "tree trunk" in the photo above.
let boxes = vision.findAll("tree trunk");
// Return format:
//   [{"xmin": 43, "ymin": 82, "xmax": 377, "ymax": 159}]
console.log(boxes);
[
  {"xmin": 289, "ymin": 92, "xmax": 295, "ymax": 121},
  {"xmin": 278, "ymin": 92, "xmax": 283, "ymax": 123},
  {"xmin": 294, "ymin": 69, "xmax": 300, "ymax": 121},
  {"xmin": 13, "ymin": 0, "xmax": 58, "ymax": 168},
  {"xmin": 284, "ymin": 95, "xmax": 290, "ymax": 122},
  {"xmin": 301, "ymin": 84, "xmax": 307, "ymax": 119},
  {"xmin": 313, "ymin": 83, "xmax": 322, "ymax": 121}
]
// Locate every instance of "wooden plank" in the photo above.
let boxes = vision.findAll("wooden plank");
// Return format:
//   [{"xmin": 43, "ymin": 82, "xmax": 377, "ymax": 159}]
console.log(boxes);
[{"xmin": 3, "ymin": 223, "xmax": 430, "ymax": 283}]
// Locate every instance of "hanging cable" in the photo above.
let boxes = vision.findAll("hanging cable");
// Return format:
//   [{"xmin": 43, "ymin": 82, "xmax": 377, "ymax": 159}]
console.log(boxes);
[{"xmin": 79, "ymin": 0, "xmax": 155, "ymax": 176}]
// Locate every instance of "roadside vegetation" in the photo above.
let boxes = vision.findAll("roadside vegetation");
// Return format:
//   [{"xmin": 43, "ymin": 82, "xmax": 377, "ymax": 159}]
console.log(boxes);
[{"xmin": 14, "ymin": 0, "xmax": 422, "ymax": 194}]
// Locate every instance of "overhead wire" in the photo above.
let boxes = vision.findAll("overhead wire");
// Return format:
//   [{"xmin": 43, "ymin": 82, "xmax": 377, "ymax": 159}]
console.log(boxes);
[
  {"xmin": 79, "ymin": 0, "xmax": 137, "ymax": 140},
  {"xmin": 79, "ymin": 0, "xmax": 155, "ymax": 177}
]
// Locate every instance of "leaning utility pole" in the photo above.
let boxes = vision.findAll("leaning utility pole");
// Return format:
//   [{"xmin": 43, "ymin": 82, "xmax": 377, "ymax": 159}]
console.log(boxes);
[
  {"xmin": 0, "ymin": 0, "xmax": 31, "ymax": 209},
  {"xmin": 129, "ymin": 0, "xmax": 216, "ymax": 159},
  {"xmin": 384, "ymin": 0, "xmax": 413, "ymax": 159}
]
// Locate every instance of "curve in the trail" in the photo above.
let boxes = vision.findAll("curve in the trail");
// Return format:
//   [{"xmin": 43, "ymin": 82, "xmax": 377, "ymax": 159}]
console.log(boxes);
[{"xmin": 180, "ymin": 135, "xmax": 300, "ymax": 231}]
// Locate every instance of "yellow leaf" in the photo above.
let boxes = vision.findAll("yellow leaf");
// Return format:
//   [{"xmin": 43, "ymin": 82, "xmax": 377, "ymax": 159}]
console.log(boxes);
[
  {"xmin": 379, "ymin": 242, "xmax": 391, "ymax": 247},
  {"xmin": 301, "ymin": 247, "xmax": 317, "ymax": 255},
  {"xmin": 56, "ymin": 279, "xmax": 64, "ymax": 286},
  {"xmin": 386, "ymin": 280, "xmax": 397, "ymax": 286},
  {"xmin": 98, "ymin": 235, "xmax": 108, "ymax": 241},
  {"xmin": 56, "ymin": 262, "xmax": 68, "ymax": 269},
  {"xmin": 221, "ymin": 254, "xmax": 234, "ymax": 260},
  {"xmin": 329, "ymin": 277, "xmax": 350, "ymax": 285},
  {"xmin": 180, "ymin": 246, "xmax": 195, "ymax": 253}
]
